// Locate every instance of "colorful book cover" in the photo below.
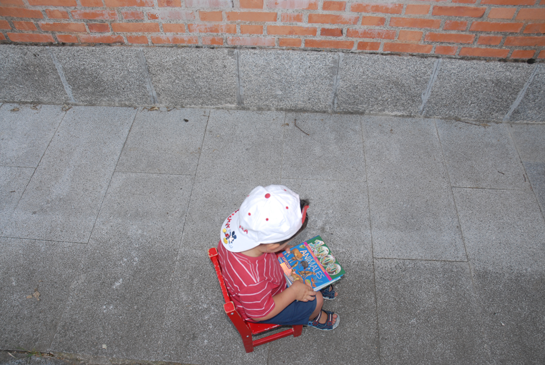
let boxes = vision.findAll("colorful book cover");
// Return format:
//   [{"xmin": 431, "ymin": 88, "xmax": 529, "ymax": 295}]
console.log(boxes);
[{"xmin": 277, "ymin": 235, "xmax": 345, "ymax": 292}]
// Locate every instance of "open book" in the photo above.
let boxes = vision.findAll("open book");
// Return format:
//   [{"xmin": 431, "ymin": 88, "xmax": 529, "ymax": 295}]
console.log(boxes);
[{"xmin": 277, "ymin": 235, "xmax": 345, "ymax": 292}]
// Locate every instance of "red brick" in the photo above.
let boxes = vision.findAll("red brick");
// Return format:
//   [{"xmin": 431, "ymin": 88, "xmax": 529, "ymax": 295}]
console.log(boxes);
[
  {"xmin": 57, "ymin": 34, "xmax": 78, "ymax": 42},
  {"xmin": 347, "ymin": 28, "xmax": 395, "ymax": 39},
  {"xmin": 390, "ymin": 17, "xmax": 441, "ymax": 29},
  {"xmin": 351, "ymin": 3, "xmax": 402, "ymax": 14},
  {"xmin": 148, "ymin": 10, "xmax": 195, "ymax": 20},
  {"xmin": 88, "ymin": 23, "xmax": 110, "ymax": 32},
  {"xmin": 361, "ymin": 16, "xmax": 385, "ymax": 26},
  {"xmin": 524, "ymin": 23, "xmax": 545, "ymax": 33},
  {"xmin": 227, "ymin": 36, "xmax": 275, "ymax": 46},
  {"xmin": 0, "ymin": 34, "xmax": 6, "ymax": 41},
  {"xmin": 151, "ymin": 35, "xmax": 198, "ymax": 44},
  {"xmin": 268, "ymin": 25, "xmax": 316, "ymax": 35},
  {"xmin": 538, "ymin": 50, "xmax": 545, "ymax": 59},
  {"xmin": 281, "ymin": 13, "xmax": 302, "ymax": 22},
  {"xmin": 188, "ymin": 24, "xmax": 236, "ymax": 33},
  {"xmin": 0, "ymin": 7, "xmax": 44, "ymax": 19},
  {"xmin": 163, "ymin": 23, "xmax": 185, "ymax": 32},
  {"xmin": 398, "ymin": 30, "xmax": 423, "ymax": 42},
  {"xmin": 432, "ymin": 6, "xmax": 486, "ymax": 18},
  {"xmin": 122, "ymin": 11, "xmax": 144, "ymax": 20},
  {"xmin": 240, "ymin": 24, "xmax": 262, "ymax": 33},
  {"xmin": 425, "ymin": 32, "xmax": 474, "ymax": 43},
  {"xmin": 305, "ymin": 39, "xmax": 354, "ymax": 49},
  {"xmin": 384, "ymin": 42, "xmax": 433, "ymax": 53},
  {"xmin": 505, "ymin": 36, "xmax": 545, "ymax": 46},
  {"xmin": 444, "ymin": 20, "xmax": 467, "ymax": 30},
  {"xmin": 268, "ymin": 0, "xmax": 317, "ymax": 9},
  {"xmin": 104, "ymin": 0, "xmax": 153, "ymax": 6},
  {"xmin": 80, "ymin": 0, "xmax": 103, "ymax": 6},
  {"xmin": 308, "ymin": 14, "xmax": 358, "ymax": 24},
  {"xmin": 202, "ymin": 36, "xmax": 223, "ymax": 45},
  {"xmin": 459, "ymin": 47, "xmax": 509, "ymax": 57},
  {"xmin": 0, "ymin": 0, "xmax": 25, "ymax": 6},
  {"xmin": 226, "ymin": 12, "xmax": 277, "ymax": 22},
  {"xmin": 319, "ymin": 27, "xmax": 340, "ymax": 36},
  {"xmin": 323, "ymin": 1, "xmax": 345, "ymax": 11},
  {"xmin": 80, "ymin": 34, "xmax": 124, "ymax": 43},
  {"xmin": 127, "ymin": 35, "xmax": 148, "ymax": 43},
  {"xmin": 8, "ymin": 32, "xmax": 54, "ymax": 42},
  {"xmin": 478, "ymin": 35, "xmax": 502, "ymax": 45},
  {"xmin": 28, "ymin": 0, "xmax": 76, "ymax": 6},
  {"xmin": 72, "ymin": 10, "xmax": 117, "ymax": 20},
  {"xmin": 158, "ymin": 0, "xmax": 181, "ymax": 5},
  {"xmin": 357, "ymin": 41, "xmax": 380, "ymax": 50},
  {"xmin": 14, "ymin": 21, "xmax": 37, "ymax": 30},
  {"xmin": 240, "ymin": 0, "xmax": 262, "ymax": 8},
  {"xmin": 40, "ymin": 22, "xmax": 86, "ymax": 32},
  {"xmin": 0, "ymin": 19, "xmax": 10, "ymax": 29},
  {"xmin": 481, "ymin": 0, "xmax": 534, "ymax": 4},
  {"xmin": 511, "ymin": 49, "xmax": 536, "ymax": 59},
  {"xmin": 200, "ymin": 11, "xmax": 222, "ymax": 21},
  {"xmin": 470, "ymin": 21, "xmax": 523, "ymax": 32},
  {"xmin": 453, "ymin": 0, "xmax": 476, "ymax": 3},
  {"xmin": 45, "ymin": 10, "xmax": 69, "ymax": 19},
  {"xmin": 405, "ymin": 5, "xmax": 430, "ymax": 15},
  {"xmin": 435, "ymin": 45, "xmax": 457, "ymax": 55},
  {"xmin": 516, "ymin": 9, "xmax": 545, "ymax": 20},
  {"xmin": 488, "ymin": 7, "xmax": 516, "ymax": 19},
  {"xmin": 279, "ymin": 37, "xmax": 301, "ymax": 46},
  {"xmin": 112, "ymin": 22, "xmax": 160, "ymax": 32}
]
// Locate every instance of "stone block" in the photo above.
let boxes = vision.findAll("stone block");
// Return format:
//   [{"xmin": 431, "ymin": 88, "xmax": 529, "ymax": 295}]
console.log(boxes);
[
  {"xmin": 510, "ymin": 124, "xmax": 545, "ymax": 163},
  {"xmin": 510, "ymin": 64, "xmax": 545, "ymax": 122}
]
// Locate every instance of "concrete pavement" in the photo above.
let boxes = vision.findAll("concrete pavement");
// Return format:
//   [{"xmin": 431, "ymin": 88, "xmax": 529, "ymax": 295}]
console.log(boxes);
[{"xmin": 1, "ymin": 103, "xmax": 544, "ymax": 364}]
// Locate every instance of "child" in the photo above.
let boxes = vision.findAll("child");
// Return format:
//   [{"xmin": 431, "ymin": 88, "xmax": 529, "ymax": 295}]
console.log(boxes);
[{"xmin": 217, "ymin": 185, "xmax": 339, "ymax": 330}]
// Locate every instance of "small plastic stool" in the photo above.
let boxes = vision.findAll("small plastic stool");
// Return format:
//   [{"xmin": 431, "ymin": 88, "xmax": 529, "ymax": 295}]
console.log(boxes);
[{"xmin": 208, "ymin": 247, "xmax": 303, "ymax": 353}]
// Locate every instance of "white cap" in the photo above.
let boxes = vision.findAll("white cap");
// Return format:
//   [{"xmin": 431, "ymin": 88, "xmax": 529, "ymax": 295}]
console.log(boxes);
[{"xmin": 220, "ymin": 185, "xmax": 303, "ymax": 252}]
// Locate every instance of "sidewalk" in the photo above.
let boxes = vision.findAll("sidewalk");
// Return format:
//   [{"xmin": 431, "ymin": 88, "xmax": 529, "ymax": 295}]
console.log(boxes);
[{"xmin": 1, "ymin": 103, "xmax": 544, "ymax": 365}]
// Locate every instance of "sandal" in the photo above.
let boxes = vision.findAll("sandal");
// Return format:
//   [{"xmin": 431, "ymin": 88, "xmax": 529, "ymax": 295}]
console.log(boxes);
[
  {"xmin": 307, "ymin": 310, "xmax": 340, "ymax": 331},
  {"xmin": 321, "ymin": 285, "xmax": 337, "ymax": 300}
]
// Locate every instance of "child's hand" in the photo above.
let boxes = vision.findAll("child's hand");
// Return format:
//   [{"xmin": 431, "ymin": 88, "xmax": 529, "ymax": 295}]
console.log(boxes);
[{"xmin": 291, "ymin": 281, "xmax": 316, "ymax": 302}]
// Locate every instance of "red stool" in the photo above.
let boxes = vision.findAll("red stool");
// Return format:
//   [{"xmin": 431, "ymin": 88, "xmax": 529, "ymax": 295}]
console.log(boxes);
[{"xmin": 208, "ymin": 247, "xmax": 303, "ymax": 353}]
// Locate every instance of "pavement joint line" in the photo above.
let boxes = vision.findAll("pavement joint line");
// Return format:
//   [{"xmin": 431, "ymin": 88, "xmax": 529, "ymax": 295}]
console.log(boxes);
[
  {"xmin": 46, "ymin": 47, "xmax": 76, "ymax": 104},
  {"xmin": 451, "ymin": 186, "xmax": 531, "ymax": 191},
  {"xmin": 112, "ymin": 170, "xmax": 198, "ymax": 177},
  {"xmin": 419, "ymin": 58, "xmax": 442, "ymax": 116},
  {"xmin": 0, "ymin": 164, "xmax": 36, "ymax": 169},
  {"xmin": 373, "ymin": 257, "xmax": 469, "ymax": 263},
  {"xmin": 235, "ymin": 49, "xmax": 244, "ymax": 107},
  {"xmin": 503, "ymin": 63, "xmax": 540, "ymax": 122},
  {"xmin": 280, "ymin": 112, "xmax": 287, "ymax": 182},
  {"xmin": 330, "ymin": 52, "xmax": 342, "ymax": 113},
  {"xmin": 0, "ymin": 236, "xmax": 86, "ymax": 246},
  {"xmin": 138, "ymin": 48, "xmax": 158, "ymax": 105}
]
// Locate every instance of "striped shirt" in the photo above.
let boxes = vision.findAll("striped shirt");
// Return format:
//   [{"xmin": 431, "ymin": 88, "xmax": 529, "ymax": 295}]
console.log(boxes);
[{"xmin": 217, "ymin": 241, "xmax": 286, "ymax": 321}]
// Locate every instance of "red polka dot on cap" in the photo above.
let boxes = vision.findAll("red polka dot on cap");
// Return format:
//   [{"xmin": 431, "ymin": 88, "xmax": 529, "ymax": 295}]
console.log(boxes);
[{"xmin": 265, "ymin": 193, "xmax": 270, "ymax": 199}]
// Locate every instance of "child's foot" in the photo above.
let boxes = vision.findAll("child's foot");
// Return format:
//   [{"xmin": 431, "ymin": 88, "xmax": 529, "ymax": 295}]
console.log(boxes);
[
  {"xmin": 308, "ymin": 310, "xmax": 339, "ymax": 330},
  {"xmin": 321, "ymin": 285, "xmax": 338, "ymax": 300}
]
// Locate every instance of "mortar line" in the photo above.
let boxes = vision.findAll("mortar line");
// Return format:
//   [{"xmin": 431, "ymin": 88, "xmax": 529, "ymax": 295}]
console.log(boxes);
[
  {"xmin": 46, "ymin": 47, "xmax": 76, "ymax": 103},
  {"xmin": 138, "ymin": 48, "xmax": 158, "ymax": 105},
  {"xmin": 503, "ymin": 64, "xmax": 540, "ymax": 122},
  {"xmin": 235, "ymin": 50, "xmax": 244, "ymax": 107},
  {"xmin": 85, "ymin": 108, "xmax": 139, "ymax": 245},
  {"xmin": 419, "ymin": 58, "xmax": 442, "ymax": 116},
  {"xmin": 360, "ymin": 118, "xmax": 383, "ymax": 365},
  {"xmin": 330, "ymin": 53, "xmax": 342, "ymax": 113}
]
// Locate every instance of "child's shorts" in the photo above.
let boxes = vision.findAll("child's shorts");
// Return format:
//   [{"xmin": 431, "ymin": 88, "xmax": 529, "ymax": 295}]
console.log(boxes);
[{"xmin": 258, "ymin": 297, "xmax": 317, "ymax": 326}]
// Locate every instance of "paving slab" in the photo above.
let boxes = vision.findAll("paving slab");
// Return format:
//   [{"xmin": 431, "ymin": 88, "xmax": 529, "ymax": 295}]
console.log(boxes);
[
  {"xmin": 509, "ymin": 124, "xmax": 545, "ymax": 163},
  {"xmin": 424, "ymin": 60, "xmax": 533, "ymax": 121},
  {"xmin": 144, "ymin": 48, "xmax": 237, "ymax": 108},
  {"xmin": 471, "ymin": 265, "xmax": 545, "ymax": 364},
  {"xmin": 0, "ymin": 104, "xmax": 66, "ymax": 168},
  {"xmin": 362, "ymin": 116, "xmax": 465, "ymax": 261},
  {"xmin": 436, "ymin": 120, "xmax": 528, "ymax": 190},
  {"xmin": 510, "ymin": 64, "xmax": 545, "ymax": 122},
  {"xmin": 336, "ymin": 54, "xmax": 436, "ymax": 115},
  {"xmin": 51, "ymin": 172, "xmax": 194, "ymax": 361},
  {"xmin": 282, "ymin": 113, "xmax": 366, "ymax": 182},
  {"xmin": 374, "ymin": 259, "xmax": 489, "ymax": 365},
  {"xmin": 453, "ymin": 188, "xmax": 545, "ymax": 271},
  {"xmin": 1, "ymin": 107, "xmax": 136, "ymax": 243},
  {"xmin": 0, "ymin": 167, "xmax": 34, "ymax": 232},
  {"xmin": 195, "ymin": 109, "xmax": 285, "ymax": 181},
  {"xmin": 0, "ymin": 238, "xmax": 88, "ymax": 352},
  {"xmin": 0, "ymin": 46, "xmax": 69, "ymax": 104},
  {"xmin": 116, "ymin": 108, "xmax": 209, "ymax": 175},
  {"xmin": 524, "ymin": 162, "xmax": 545, "ymax": 217},
  {"xmin": 238, "ymin": 50, "xmax": 337, "ymax": 112}
]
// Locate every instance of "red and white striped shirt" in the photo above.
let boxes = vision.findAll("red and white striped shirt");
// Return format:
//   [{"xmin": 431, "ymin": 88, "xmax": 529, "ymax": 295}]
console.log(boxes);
[{"xmin": 217, "ymin": 241, "xmax": 286, "ymax": 321}]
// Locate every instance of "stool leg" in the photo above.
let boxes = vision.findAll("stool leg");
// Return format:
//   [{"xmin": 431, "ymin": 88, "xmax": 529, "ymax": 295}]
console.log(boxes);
[{"xmin": 293, "ymin": 324, "xmax": 303, "ymax": 337}]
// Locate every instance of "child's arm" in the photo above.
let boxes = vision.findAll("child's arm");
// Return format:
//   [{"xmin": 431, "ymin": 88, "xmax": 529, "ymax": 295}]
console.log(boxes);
[{"xmin": 251, "ymin": 281, "xmax": 315, "ymax": 321}]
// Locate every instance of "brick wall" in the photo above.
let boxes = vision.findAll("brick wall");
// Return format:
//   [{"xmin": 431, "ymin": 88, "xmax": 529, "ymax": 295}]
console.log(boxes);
[{"xmin": 0, "ymin": 0, "xmax": 544, "ymax": 60}]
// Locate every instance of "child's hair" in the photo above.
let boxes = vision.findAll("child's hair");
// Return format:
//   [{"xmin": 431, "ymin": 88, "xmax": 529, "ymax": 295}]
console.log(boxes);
[{"xmin": 273, "ymin": 199, "xmax": 310, "ymax": 245}]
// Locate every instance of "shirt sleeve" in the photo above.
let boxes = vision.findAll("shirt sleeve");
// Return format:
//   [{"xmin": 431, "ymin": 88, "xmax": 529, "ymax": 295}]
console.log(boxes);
[{"xmin": 238, "ymin": 280, "xmax": 276, "ymax": 319}]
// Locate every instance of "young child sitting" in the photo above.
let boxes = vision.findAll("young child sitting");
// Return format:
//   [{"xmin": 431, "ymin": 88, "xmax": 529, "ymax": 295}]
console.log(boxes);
[{"xmin": 217, "ymin": 185, "xmax": 339, "ymax": 330}]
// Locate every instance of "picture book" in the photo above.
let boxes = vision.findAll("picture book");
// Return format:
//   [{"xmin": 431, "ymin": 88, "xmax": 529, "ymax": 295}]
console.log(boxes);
[{"xmin": 277, "ymin": 235, "xmax": 345, "ymax": 292}]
